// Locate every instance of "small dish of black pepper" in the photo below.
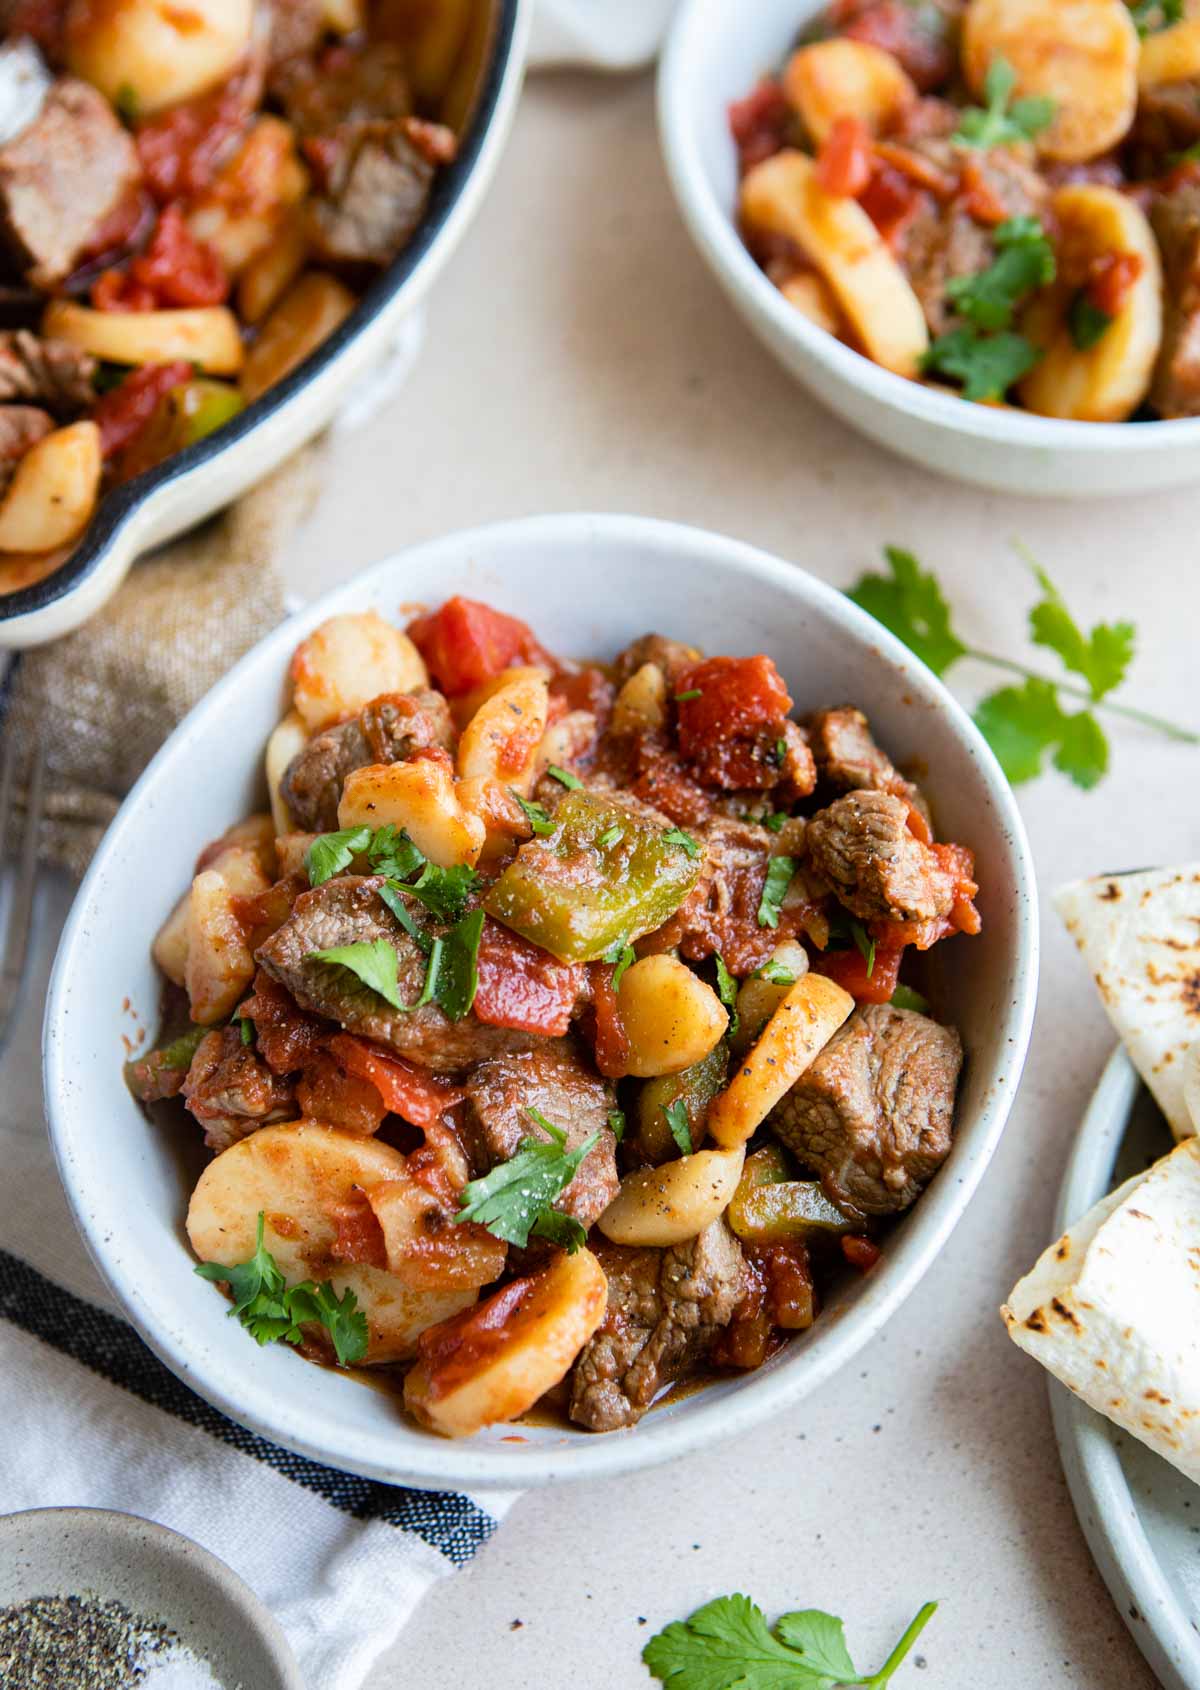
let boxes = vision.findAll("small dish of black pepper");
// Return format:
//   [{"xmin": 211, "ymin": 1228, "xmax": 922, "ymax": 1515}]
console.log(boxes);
[{"xmin": 0, "ymin": 1508, "xmax": 302, "ymax": 1690}]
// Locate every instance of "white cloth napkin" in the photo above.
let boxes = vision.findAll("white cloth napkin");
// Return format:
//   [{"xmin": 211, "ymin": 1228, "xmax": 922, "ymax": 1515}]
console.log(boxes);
[{"xmin": 0, "ymin": 876, "xmax": 518, "ymax": 1688}]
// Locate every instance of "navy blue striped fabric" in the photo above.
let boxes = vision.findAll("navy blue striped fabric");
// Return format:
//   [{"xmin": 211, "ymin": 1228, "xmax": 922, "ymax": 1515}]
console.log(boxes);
[{"xmin": 0, "ymin": 1246, "xmax": 496, "ymax": 1565}]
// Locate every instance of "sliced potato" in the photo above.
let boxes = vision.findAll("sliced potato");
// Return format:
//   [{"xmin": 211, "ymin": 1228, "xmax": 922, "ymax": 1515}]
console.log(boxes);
[
  {"xmin": 455, "ymin": 774, "xmax": 530, "ymax": 861},
  {"xmin": 731, "ymin": 941, "xmax": 811, "ymax": 1056},
  {"xmin": 782, "ymin": 38, "xmax": 916, "ymax": 144},
  {"xmin": 240, "ymin": 272, "xmax": 355, "ymax": 403},
  {"xmin": 456, "ymin": 669, "xmax": 549, "ymax": 795},
  {"xmin": 708, "ymin": 974, "xmax": 854, "ymax": 1149},
  {"xmin": 780, "ymin": 270, "xmax": 845, "ymax": 335},
  {"xmin": 1139, "ymin": 16, "xmax": 1200, "ymax": 86},
  {"xmin": 338, "ymin": 760, "xmax": 485, "ymax": 867},
  {"xmin": 610, "ymin": 662, "xmax": 667, "ymax": 737},
  {"xmin": 961, "ymin": 0, "xmax": 1139, "ymax": 162},
  {"xmin": 363, "ymin": 1174, "xmax": 507, "ymax": 1290},
  {"xmin": 597, "ymin": 1149, "xmax": 746, "ymax": 1247},
  {"xmin": 275, "ymin": 831, "xmax": 316, "ymax": 878},
  {"xmin": 617, "ymin": 955, "xmax": 729, "ymax": 1079},
  {"xmin": 0, "ymin": 421, "xmax": 100, "ymax": 553},
  {"xmin": 740, "ymin": 150, "xmax": 928, "ymax": 377},
  {"xmin": 187, "ymin": 116, "xmax": 308, "ymax": 277},
  {"xmin": 185, "ymin": 845, "xmax": 270, "ymax": 1024},
  {"xmin": 237, "ymin": 210, "xmax": 308, "ymax": 325},
  {"xmin": 403, "ymin": 1247, "xmax": 608, "ymax": 1437},
  {"xmin": 64, "ymin": 0, "xmax": 253, "ymax": 115},
  {"xmin": 187, "ymin": 1122, "xmax": 475, "ymax": 1363},
  {"xmin": 265, "ymin": 709, "xmax": 309, "ymax": 837},
  {"xmin": 152, "ymin": 891, "xmax": 191, "ymax": 988},
  {"xmin": 1020, "ymin": 184, "xmax": 1162, "ymax": 421},
  {"xmin": 290, "ymin": 610, "xmax": 428, "ymax": 731},
  {"xmin": 42, "ymin": 299, "xmax": 244, "ymax": 374},
  {"xmin": 537, "ymin": 706, "xmax": 598, "ymax": 776}
]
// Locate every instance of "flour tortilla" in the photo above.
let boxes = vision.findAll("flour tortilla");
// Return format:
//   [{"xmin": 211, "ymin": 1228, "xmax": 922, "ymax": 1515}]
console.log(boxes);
[
  {"xmin": 1055, "ymin": 864, "xmax": 1200, "ymax": 1140},
  {"xmin": 1003, "ymin": 1137, "xmax": 1200, "ymax": 1485}
]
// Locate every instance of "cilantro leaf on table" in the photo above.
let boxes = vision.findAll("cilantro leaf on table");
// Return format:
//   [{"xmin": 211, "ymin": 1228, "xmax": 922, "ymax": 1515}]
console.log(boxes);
[
  {"xmin": 846, "ymin": 547, "xmax": 967, "ymax": 677},
  {"xmin": 457, "ymin": 1112, "xmax": 600, "ymax": 1248},
  {"xmin": 642, "ymin": 1594, "xmax": 939, "ymax": 1690},
  {"xmin": 923, "ymin": 326, "xmax": 1040, "ymax": 403},
  {"xmin": 758, "ymin": 856, "xmax": 797, "ymax": 930},
  {"xmin": 846, "ymin": 544, "xmax": 1196, "ymax": 791},
  {"xmin": 951, "ymin": 57, "xmax": 1055, "ymax": 148},
  {"xmin": 714, "ymin": 953, "xmax": 740, "ymax": 1037},
  {"xmin": 945, "ymin": 217, "xmax": 1055, "ymax": 332},
  {"xmin": 664, "ymin": 1098, "xmax": 693, "ymax": 1156},
  {"xmin": 1027, "ymin": 566, "xmax": 1134, "ymax": 701},
  {"xmin": 195, "ymin": 1213, "xmax": 368, "ymax": 1366}
]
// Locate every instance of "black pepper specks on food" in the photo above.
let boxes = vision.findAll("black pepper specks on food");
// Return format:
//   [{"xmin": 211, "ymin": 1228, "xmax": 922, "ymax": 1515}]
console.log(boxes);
[{"xmin": 0, "ymin": 1593, "xmax": 181, "ymax": 1687}]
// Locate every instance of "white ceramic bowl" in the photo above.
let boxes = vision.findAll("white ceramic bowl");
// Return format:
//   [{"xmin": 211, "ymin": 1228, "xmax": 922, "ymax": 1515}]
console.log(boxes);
[
  {"xmin": 658, "ymin": 0, "xmax": 1200, "ymax": 499},
  {"xmin": 44, "ymin": 513, "xmax": 1038, "ymax": 1490},
  {"xmin": 0, "ymin": 0, "xmax": 530, "ymax": 650}
]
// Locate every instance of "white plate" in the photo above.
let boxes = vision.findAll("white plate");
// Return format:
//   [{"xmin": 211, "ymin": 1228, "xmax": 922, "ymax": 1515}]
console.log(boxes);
[{"xmin": 1052, "ymin": 1046, "xmax": 1200, "ymax": 1690}]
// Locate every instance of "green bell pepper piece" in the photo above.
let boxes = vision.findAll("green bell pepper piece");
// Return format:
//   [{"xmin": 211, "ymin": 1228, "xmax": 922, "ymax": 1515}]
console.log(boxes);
[
  {"xmin": 484, "ymin": 789, "xmax": 704, "ymax": 963},
  {"xmin": 728, "ymin": 1145, "xmax": 856, "ymax": 1241},
  {"xmin": 635, "ymin": 1040, "xmax": 729, "ymax": 1162}
]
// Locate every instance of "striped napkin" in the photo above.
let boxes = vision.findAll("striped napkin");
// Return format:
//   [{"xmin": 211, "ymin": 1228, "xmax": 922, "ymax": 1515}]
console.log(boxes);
[{"xmin": 0, "ymin": 876, "xmax": 517, "ymax": 1689}]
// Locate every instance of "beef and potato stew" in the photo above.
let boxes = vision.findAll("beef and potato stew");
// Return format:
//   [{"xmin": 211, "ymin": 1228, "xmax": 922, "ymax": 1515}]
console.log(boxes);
[
  {"xmin": 0, "ymin": 0, "xmax": 476, "ymax": 595},
  {"xmin": 131, "ymin": 596, "xmax": 982, "ymax": 1438},
  {"xmin": 732, "ymin": 0, "xmax": 1200, "ymax": 420}
]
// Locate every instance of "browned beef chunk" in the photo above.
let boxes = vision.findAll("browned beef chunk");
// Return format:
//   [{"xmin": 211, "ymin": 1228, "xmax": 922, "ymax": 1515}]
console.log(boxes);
[
  {"xmin": 182, "ymin": 1024, "xmax": 298, "ymax": 1152},
  {"xmin": 1151, "ymin": 180, "xmax": 1200, "ymax": 419},
  {"xmin": 806, "ymin": 790, "xmax": 953, "ymax": 923},
  {"xmin": 0, "ymin": 330, "xmax": 95, "ymax": 413},
  {"xmin": 264, "ymin": 0, "xmax": 325, "ymax": 72},
  {"xmin": 280, "ymin": 689, "xmax": 455, "ymax": 832},
  {"xmin": 892, "ymin": 146, "xmax": 1046, "ymax": 336},
  {"xmin": 255, "ymin": 876, "xmax": 537, "ymax": 1068},
  {"xmin": 462, "ymin": 1043, "xmax": 619, "ymax": 1229},
  {"xmin": 306, "ymin": 120, "xmax": 433, "ymax": 266},
  {"xmin": 770, "ymin": 1004, "xmax": 961, "ymax": 1219},
  {"xmin": 1133, "ymin": 79, "xmax": 1200, "ymax": 173},
  {"xmin": 774, "ymin": 718, "xmax": 817, "ymax": 803},
  {"xmin": 646, "ymin": 816, "xmax": 807, "ymax": 975},
  {"xmin": 0, "ymin": 78, "xmax": 141, "ymax": 286},
  {"xmin": 806, "ymin": 705, "xmax": 928, "ymax": 820},
  {"xmin": 0, "ymin": 402, "xmax": 50, "ymax": 494},
  {"xmin": 569, "ymin": 1221, "xmax": 745, "ymax": 1431},
  {"xmin": 275, "ymin": 40, "xmax": 414, "ymax": 133},
  {"xmin": 611, "ymin": 632, "xmax": 703, "ymax": 686}
]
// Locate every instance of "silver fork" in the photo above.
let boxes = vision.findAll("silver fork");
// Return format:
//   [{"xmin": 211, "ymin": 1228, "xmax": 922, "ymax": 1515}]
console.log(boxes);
[{"xmin": 0, "ymin": 732, "xmax": 45, "ymax": 1059}]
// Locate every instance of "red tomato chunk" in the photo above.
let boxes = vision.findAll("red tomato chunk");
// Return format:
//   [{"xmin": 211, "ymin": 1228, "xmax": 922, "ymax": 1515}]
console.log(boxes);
[
  {"xmin": 92, "ymin": 361, "xmax": 193, "ymax": 459},
  {"xmin": 329, "ymin": 1033, "xmax": 463, "ymax": 1128},
  {"xmin": 728, "ymin": 77, "xmax": 793, "ymax": 175},
  {"xmin": 816, "ymin": 116, "xmax": 873, "ymax": 199},
  {"xmin": 814, "ymin": 941, "xmax": 904, "ymax": 1005},
  {"xmin": 407, "ymin": 595, "xmax": 552, "ymax": 696},
  {"xmin": 473, "ymin": 921, "xmax": 586, "ymax": 1038},
  {"xmin": 674, "ymin": 654, "xmax": 794, "ymax": 789}
]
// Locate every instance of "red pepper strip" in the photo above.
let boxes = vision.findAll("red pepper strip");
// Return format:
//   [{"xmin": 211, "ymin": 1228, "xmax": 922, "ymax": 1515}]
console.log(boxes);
[{"xmin": 329, "ymin": 1033, "xmax": 463, "ymax": 1129}]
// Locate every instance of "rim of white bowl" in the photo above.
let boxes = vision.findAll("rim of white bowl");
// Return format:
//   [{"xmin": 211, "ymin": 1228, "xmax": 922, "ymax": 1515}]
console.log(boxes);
[
  {"xmin": 43, "ymin": 513, "xmax": 1039, "ymax": 1489},
  {"xmin": 657, "ymin": 0, "xmax": 1200, "ymax": 460}
]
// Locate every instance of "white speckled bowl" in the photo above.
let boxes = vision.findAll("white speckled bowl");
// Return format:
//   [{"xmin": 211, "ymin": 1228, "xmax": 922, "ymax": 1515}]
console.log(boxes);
[
  {"xmin": 658, "ymin": 0, "xmax": 1200, "ymax": 498},
  {"xmin": 0, "ymin": 1508, "xmax": 302, "ymax": 1689},
  {"xmin": 43, "ymin": 513, "xmax": 1039, "ymax": 1490}
]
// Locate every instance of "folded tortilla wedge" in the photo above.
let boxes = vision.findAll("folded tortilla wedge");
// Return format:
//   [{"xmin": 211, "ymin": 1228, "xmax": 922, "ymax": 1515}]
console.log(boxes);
[
  {"xmin": 1003, "ymin": 1137, "xmax": 1200, "ymax": 1484},
  {"xmin": 1055, "ymin": 864, "xmax": 1200, "ymax": 1141}
]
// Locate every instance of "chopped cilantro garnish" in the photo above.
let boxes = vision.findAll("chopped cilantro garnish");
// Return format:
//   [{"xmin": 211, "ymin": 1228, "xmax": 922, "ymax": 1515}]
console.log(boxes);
[
  {"xmin": 597, "ymin": 824, "xmax": 624, "ymax": 849},
  {"xmin": 603, "ymin": 937, "xmax": 637, "ymax": 989},
  {"xmin": 195, "ymin": 1213, "xmax": 368, "ymax": 1366},
  {"xmin": 607, "ymin": 1109, "xmax": 626, "ymax": 1143},
  {"xmin": 923, "ymin": 325, "xmax": 1040, "ymax": 403},
  {"xmin": 763, "ymin": 811, "xmax": 788, "ymax": 833},
  {"xmin": 1068, "ymin": 290, "xmax": 1112, "ymax": 351},
  {"xmin": 1128, "ymin": 0, "xmax": 1183, "ymax": 35},
  {"xmin": 674, "ymin": 688, "xmax": 703, "ymax": 702},
  {"xmin": 714, "ymin": 953, "xmax": 740, "ymax": 1037},
  {"xmin": 663, "ymin": 826, "xmax": 701, "ymax": 858},
  {"xmin": 756, "ymin": 958, "xmax": 797, "ymax": 986},
  {"xmin": 512, "ymin": 790, "xmax": 556, "ymax": 836},
  {"xmin": 663, "ymin": 1098, "xmax": 693, "ymax": 1156},
  {"xmin": 547, "ymin": 763, "xmax": 582, "ymax": 790},
  {"xmin": 238, "ymin": 1016, "xmax": 255, "ymax": 1047},
  {"xmin": 306, "ymin": 825, "xmax": 372, "ymax": 886},
  {"xmin": 405, "ymin": 860, "xmax": 481, "ymax": 925},
  {"xmin": 945, "ymin": 216, "xmax": 1055, "ymax": 333},
  {"xmin": 457, "ymin": 1112, "xmax": 600, "ymax": 1249},
  {"xmin": 891, "ymin": 984, "xmax": 932, "ymax": 1014},
  {"xmin": 952, "ymin": 56, "xmax": 1055, "ymax": 149},
  {"xmin": 757, "ymin": 855, "xmax": 797, "ymax": 929}
]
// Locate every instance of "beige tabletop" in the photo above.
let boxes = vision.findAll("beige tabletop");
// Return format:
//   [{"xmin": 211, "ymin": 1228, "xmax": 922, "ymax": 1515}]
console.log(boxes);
[{"xmin": 290, "ymin": 68, "xmax": 1200, "ymax": 1690}]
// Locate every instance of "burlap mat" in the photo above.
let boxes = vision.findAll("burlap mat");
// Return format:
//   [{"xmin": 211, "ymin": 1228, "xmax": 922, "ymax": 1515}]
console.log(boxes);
[{"xmin": 3, "ymin": 446, "xmax": 322, "ymax": 878}]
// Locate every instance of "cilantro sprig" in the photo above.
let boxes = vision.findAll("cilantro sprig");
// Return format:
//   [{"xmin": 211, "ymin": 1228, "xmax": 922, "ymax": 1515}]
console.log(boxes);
[
  {"xmin": 923, "ymin": 327, "xmax": 1039, "ymax": 404},
  {"xmin": 457, "ymin": 1110, "xmax": 599, "ymax": 1250},
  {"xmin": 758, "ymin": 856, "xmax": 797, "ymax": 929},
  {"xmin": 1127, "ymin": 0, "xmax": 1183, "ymax": 35},
  {"xmin": 309, "ymin": 906, "xmax": 484, "ymax": 1020},
  {"xmin": 643, "ymin": 1593, "xmax": 938, "ymax": 1690},
  {"xmin": 714, "ymin": 953, "xmax": 740, "ymax": 1036},
  {"xmin": 951, "ymin": 57, "xmax": 1055, "ymax": 149},
  {"xmin": 664, "ymin": 1098, "xmax": 693, "ymax": 1155},
  {"xmin": 848, "ymin": 545, "xmax": 1197, "ymax": 788},
  {"xmin": 945, "ymin": 217, "xmax": 1055, "ymax": 333},
  {"xmin": 195, "ymin": 1213, "xmax": 368, "ymax": 1366}
]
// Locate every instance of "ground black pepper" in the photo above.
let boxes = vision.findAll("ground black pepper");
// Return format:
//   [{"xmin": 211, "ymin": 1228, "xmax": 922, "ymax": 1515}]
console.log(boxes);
[{"xmin": 0, "ymin": 1592, "xmax": 182, "ymax": 1687}]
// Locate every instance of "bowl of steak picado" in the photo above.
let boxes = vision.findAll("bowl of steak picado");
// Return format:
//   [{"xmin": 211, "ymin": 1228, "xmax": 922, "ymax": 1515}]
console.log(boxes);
[{"xmin": 44, "ymin": 513, "xmax": 1037, "ymax": 1487}]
